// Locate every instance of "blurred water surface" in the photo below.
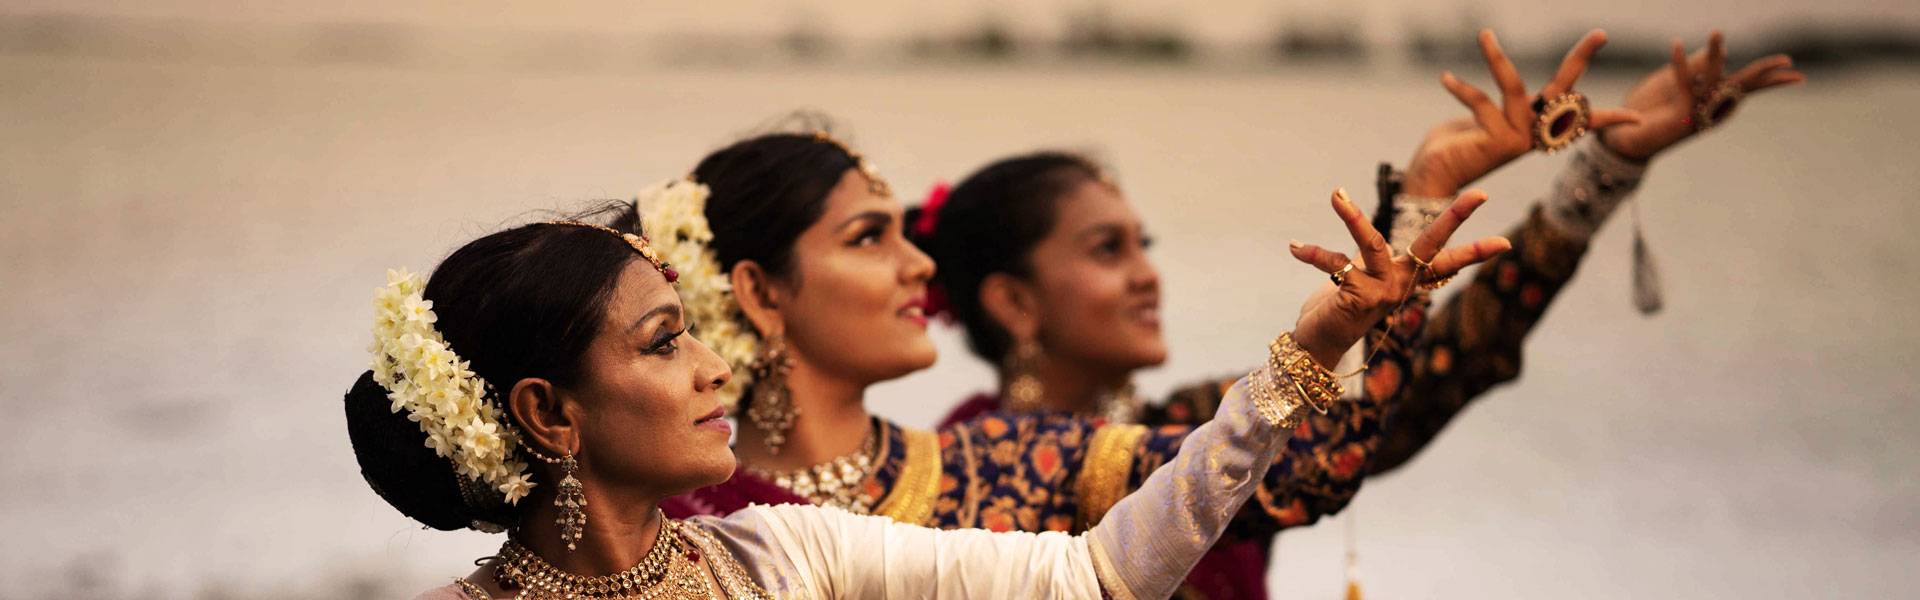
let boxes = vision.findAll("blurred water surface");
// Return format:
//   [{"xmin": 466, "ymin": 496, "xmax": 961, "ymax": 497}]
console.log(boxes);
[{"xmin": 1, "ymin": 52, "xmax": 1916, "ymax": 598}]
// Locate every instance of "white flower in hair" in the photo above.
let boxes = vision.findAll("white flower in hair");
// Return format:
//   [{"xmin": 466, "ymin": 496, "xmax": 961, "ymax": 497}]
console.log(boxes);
[
  {"xmin": 368, "ymin": 268, "xmax": 533, "ymax": 505},
  {"xmin": 637, "ymin": 178, "xmax": 761, "ymax": 411}
]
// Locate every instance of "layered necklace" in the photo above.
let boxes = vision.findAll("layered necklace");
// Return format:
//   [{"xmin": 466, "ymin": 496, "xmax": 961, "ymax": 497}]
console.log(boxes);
[
  {"xmin": 743, "ymin": 419, "xmax": 882, "ymax": 514},
  {"xmin": 489, "ymin": 513, "xmax": 710, "ymax": 599}
]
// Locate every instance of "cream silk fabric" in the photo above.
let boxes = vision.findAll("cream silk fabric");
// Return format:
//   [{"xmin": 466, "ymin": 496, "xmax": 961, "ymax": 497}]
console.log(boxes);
[{"xmin": 420, "ymin": 377, "xmax": 1292, "ymax": 599}]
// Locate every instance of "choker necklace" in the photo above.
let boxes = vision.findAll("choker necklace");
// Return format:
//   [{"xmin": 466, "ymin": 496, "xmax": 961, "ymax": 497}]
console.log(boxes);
[
  {"xmin": 744, "ymin": 420, "xmax": 882, "ymax": 514},
  {"xmin": 492, "ymin": 511, "xmax": 709, "ymax": 599}
]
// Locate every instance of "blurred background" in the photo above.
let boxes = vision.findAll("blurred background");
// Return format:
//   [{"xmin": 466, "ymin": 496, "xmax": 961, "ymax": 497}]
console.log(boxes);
[{"xmin": 3, "ymin": 1, "xmax": 1917, "ymax": 598}]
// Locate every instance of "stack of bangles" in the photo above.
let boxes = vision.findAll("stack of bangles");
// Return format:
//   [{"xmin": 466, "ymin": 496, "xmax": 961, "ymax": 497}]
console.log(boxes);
[{"xmin": 1248, "ymin": 332, "xmax": 1344, "ymax": 429}]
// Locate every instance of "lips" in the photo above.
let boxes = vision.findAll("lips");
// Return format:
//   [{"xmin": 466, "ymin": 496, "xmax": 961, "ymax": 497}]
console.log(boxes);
[
  {"xmin": 1129, "ymin": 298, "xmax": 1162, "ymax": 329},
  {"xmin": 695, "ymin": 405, "xmax": 732, "ymax": 435},
  {"xmin": 899, "ymin": 294, "xmax": 930, "ymax": 327}
]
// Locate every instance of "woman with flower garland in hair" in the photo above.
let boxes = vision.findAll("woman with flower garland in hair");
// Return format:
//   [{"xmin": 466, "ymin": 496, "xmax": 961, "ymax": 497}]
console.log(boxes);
[
  {"xmin": 345, "ymin": 182, "xmax": 1502, "ymax": 597},
  {"xmin": 917, "ymin": 30, "xmax": 1801, "ymax": 598},
  {"xmin": 651, "ymin": 124, "xmax": 1509, "ymax": 543}
]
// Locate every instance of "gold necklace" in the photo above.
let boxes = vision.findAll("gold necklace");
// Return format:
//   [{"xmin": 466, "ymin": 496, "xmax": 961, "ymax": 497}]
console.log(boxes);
[
  {"xmin": 493, "ymin": 514, "xmax": 710, "ymax": 599},
  {"xmin": 744, "ymin": 420, "xmax": 881, "ymax": 514}
]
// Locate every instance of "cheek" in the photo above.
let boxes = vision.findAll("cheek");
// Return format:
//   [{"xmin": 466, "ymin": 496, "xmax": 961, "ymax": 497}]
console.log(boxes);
[
  {"xmin": 1044, "ymin": 266, "xmax": 1131, "ymax": 334},
  {"xmin": 787, "ymin": 255, "xmax": 928, "ymax": 371}
]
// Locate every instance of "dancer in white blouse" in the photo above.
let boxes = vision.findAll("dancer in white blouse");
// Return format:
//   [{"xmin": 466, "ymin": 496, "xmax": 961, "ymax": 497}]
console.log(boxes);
[{"xmin": 344, "ymin": 185, "xmax": 1507, "ymax": 598}]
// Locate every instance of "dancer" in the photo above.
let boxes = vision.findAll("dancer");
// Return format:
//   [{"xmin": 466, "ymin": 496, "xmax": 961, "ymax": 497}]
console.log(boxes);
[{"xmin": 344, "ymin": 184, "xmax": 1502, "ymax": 597}]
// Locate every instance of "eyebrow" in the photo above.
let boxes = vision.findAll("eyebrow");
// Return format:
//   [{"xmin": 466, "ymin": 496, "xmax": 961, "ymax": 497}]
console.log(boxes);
[
  {"xmin": 837, "ymin": 210, "xmax": 894, "ymax": 231},
  {"xmin": 1073, "ymin": 221, "xmax": 1137, "ymax": 242},
  {"xmin": 626, "ymin": 302, "xmax": 684, "ymax": 337}
]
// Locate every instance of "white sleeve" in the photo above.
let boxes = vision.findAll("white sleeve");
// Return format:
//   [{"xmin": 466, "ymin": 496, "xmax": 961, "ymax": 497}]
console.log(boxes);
[{"xmin": 694, "ymin": 376, "xmax": 1298, "ymax": 599}]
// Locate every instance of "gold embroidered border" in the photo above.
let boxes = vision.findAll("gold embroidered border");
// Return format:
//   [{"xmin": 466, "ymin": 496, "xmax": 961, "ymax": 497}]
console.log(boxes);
[
  {"xmin": 1075, "ymin": 423, "xmax": 1149, "ymax": 528},
  {"xmin": 872, "ymin": 427, "xmax": 941, "ymax": 526}
]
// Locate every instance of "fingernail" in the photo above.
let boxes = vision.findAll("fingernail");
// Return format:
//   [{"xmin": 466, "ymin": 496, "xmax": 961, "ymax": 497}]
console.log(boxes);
[
  {"xmin": 1335, "ymin": 187, "xmax": 1351, "ymax": 205},
  {"xmin": 1289, "ymin": 240, "xmax": 1303, "ymax": 250}
]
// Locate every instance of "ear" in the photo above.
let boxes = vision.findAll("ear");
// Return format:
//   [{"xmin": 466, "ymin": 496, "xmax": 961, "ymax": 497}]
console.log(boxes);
[
  {"xmin": 506, "ymin": 377, "xmax": 579, "ymax": 458},
  {"xmin": 730, "ymin": 259, "xmax": 789, "ymax": 339},
  {"xmin": 980, "ymin": 272, "xmax": 1041, "ymax": 343}
]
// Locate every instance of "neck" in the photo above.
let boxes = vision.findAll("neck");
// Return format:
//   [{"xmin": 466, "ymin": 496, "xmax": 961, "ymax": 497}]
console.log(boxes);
[
  {"xmin": 733, "ymin": 357, "xmax": 874, "ymax": 472},
  {"xmin": 1024, "ymin": 355, "xmax": 1132, "ymax": 415},
  {"xmin": 515, "ymin": 481, "xmax": 666, "ymax": 577}
]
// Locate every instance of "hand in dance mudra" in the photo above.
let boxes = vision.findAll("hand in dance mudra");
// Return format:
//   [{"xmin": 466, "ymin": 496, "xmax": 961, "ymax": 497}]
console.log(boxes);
[
  {"xmin": 1600, "ymin": 30, "xmax": 1806, "ymax": 160},
  {"xmin": 1286, "ymin": 188, "xmax": 1512, "ymax": 366},
  {"xmin": 1402, "ymin": 29, "xmax": 1642, "ymax": 198}
]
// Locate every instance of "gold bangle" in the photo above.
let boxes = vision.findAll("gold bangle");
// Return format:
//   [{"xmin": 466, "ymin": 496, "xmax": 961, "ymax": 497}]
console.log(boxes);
[{"xmin": 1269, "ymin": 332, "xmax": 1343, "ymax": 412}]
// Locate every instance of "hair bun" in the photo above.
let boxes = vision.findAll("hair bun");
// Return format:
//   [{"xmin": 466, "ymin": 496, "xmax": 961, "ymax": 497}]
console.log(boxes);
[{"xmin": 343, "ymin": 370, "xmax": 481, "ymax": 531}]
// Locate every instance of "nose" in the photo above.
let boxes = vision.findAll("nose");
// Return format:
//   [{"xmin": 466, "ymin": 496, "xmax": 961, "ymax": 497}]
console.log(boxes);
[
  {"xmin": 686, "ymin": 331, "xmax": 733, "ymax": 392},
  {"xmin": 1129, "ymin": 252, "xmax": 1160, "ymax": 295},
  {"xmin": 901, "ymin": 238, "xmax": 936, "ymax": 284}
]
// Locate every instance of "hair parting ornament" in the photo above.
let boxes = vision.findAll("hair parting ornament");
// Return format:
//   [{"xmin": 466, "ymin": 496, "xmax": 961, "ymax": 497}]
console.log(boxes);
[{"xmin": 363, "ymin": 217, "xmax": 679, "ymax": 519}]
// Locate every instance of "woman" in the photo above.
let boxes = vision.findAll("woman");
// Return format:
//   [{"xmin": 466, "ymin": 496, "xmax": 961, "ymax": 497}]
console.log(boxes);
[
  {"xmin": 342, "ymin": 189, "xmax": 1499, "ymax": 597},
  {"xmin": 915, "ymin": 29, "xmax": 1631, "ymax": 599},
  {"xmin": 921, "ymin": 30, "xmax": 1801, "ymax": 597},
  {"xmin": 653, "ymin": 109, "xmax": 1517, "ymax": 536}
]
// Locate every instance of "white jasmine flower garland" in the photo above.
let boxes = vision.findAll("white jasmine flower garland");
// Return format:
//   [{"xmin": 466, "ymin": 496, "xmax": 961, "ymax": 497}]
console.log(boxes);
[
  {"xmin": 637, "ymin": 178, "xmax": 761, "ymax": 412},
  {"xmin": 369, "ymin": 269, "xmax": 535, "ymax": 505}
]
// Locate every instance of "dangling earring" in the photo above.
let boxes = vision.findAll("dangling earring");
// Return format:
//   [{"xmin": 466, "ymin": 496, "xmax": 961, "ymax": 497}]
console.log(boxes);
[
  {"xmin": 747, "ymin": 335, "xmax": 798, "ymax": 455},
  {"xmin": 525, "ymin": 447, "xmax": 588, "ymax": 551},
  {"xmin": 1004, "ymin": 338, "xmax": 1045, "ymax": 410}
]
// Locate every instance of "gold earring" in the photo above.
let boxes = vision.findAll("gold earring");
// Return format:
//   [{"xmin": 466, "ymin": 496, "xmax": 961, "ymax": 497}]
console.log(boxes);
[
  {"xmin": 524, "ymin": 447, "xmax": 588, "ymax": 552},
  {"xmin": 747, "ymin": 335, "xmax": 798, "ymax": 454},
  {"xmin": 1004, "ymin": 339, "xmax": 1044, "ymax": 410}
]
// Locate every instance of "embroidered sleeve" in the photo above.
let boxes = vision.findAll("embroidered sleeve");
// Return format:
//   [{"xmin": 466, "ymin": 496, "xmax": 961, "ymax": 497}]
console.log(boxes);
[{"xmin": 1363, "ymin": 142, "xmax": 1636, "ymax": 474}]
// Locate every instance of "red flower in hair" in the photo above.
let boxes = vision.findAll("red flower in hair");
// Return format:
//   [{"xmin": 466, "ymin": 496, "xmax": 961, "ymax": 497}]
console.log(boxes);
[
  {"xmin": 913, "ymin": 182, "xmax": 950, "ymax": 238},
  {"xmin": 915, "ymin": 182, "xmax": 954, "ymax": 322}
]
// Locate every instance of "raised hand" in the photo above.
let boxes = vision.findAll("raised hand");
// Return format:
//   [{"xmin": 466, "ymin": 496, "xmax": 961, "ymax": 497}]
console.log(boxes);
[
  {"xmin": 1600, "ymin": 31, "xmax": 1806, "ymax": 160},
  {"xmin": 1286, "ymin": 189, "xmax": 1511, "ymax": 366},
  {"xmin": 1402, "ymin": 29, "xmax": 1642, "ymax": 198}
]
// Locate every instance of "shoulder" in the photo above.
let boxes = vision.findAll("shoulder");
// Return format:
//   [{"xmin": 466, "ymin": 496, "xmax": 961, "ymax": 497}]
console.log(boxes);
[
  {"xmin": 412, "ymin": 580, "xmax": 487, "ymax": 600},
  {"xmin": 934, "ymin": 393, "xmax": 1003, "ymax": 429}
]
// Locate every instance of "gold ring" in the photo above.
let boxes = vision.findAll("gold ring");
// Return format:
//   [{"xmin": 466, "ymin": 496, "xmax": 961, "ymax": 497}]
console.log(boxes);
[
  {"xmin": 1531, "ymin": 92, "xmax": 1591, "ymax": 153},
  {"xmin": 1408, "ymin": 253, "xmax": 1434, "ymax": 273},
  {"xmin": 1330, "ymin": 263, "xmax": 1355, "ymax": 286},
  {"xmin": 1693, "ymin": 80, "xmax": 1745, "ymax": 131},
  {"xmin": 1417, "ymin": 275, "xmax": 1455, "ymax": 291}
]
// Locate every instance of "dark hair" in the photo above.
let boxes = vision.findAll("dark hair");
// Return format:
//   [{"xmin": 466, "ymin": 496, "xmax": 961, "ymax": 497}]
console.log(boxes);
[
  {"xmin": 342, "ymin": 203, "xmax": 642, "ymax": 531},
  {"xmin": 693, "ymin": 132, "xmax": 861, "ymax": 278},
  {"xmin": 909, "ymin": 151, "xmax": 1105, "ymax": 363}
]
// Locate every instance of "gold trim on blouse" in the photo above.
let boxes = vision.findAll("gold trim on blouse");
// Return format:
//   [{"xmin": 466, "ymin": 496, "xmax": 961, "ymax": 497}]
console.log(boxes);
[
  {"xmin": 1076, "ymin": 423, "xmax": 1149, "ymax": 528},
  {"xmin": 872, "ymin": 426, "xmax": 941, "ymax": 526}
]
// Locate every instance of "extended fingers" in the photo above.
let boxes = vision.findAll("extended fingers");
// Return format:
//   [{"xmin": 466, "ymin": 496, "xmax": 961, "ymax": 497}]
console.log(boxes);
[
  {"xmin": 1427, "ymin": 236, "xmax": 1513, "ymax": 276},
  {"xmin": 1477, "ymin": 30, "xmax": 1531, "ymax": 119},
  {"xmin": 1751, "ymin": 68, "xmax": 1807, "ymax": 91},
  {"xmin": 1670, "ymin": 39, "xmax": 1697, "ymax": 101},
  {"xmin": 1331, "ymin": 188, "xmax": 1394, "ymax": 270},
  {"xmin": 1705, "ymin": 30, "xmax": 1727, "ymax": 85},
  {"xmin": 1589, "ymin": 108, "xmax": 1644, "ymax": 129},
  {"xmin": 1441, "ymin": 71, "xmax": 1506, "ymax": 131},
  {"xmin": 1408, "ymin": 189, "xmax": 1489, "ymax": 261},
  {"xmin": 1289, "ymin": 240, "xmax": 1353, "ymax": 274},
  {"xmin": 1541, "ymin": 29, "xmax": 1607, "ymax": 98}
]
